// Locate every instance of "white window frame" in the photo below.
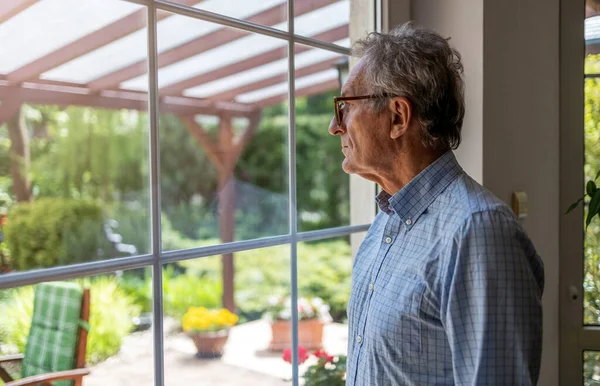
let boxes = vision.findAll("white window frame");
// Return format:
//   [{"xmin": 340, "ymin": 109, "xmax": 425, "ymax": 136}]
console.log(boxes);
[{"xmin": 0, "ymin": 1, "xmax": 380, "ymax": 385}]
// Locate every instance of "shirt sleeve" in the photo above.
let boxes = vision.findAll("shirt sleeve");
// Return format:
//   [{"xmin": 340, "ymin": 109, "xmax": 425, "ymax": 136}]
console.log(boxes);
[{"xmin": 441, "ymin": 210, "xmax": 544, "ymax": 385}]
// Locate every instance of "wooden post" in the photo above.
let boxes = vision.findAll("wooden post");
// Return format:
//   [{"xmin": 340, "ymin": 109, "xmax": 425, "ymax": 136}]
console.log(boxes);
[
  {"xmin": 180, "ymin": 112, "xmax": 261, "ymax": 313},
  {"xmin": 6, "ymin": 105, "xmax": 32, "ymax": 202},
  {"xmin": 218, "ymin": 114, "xmax": 236, "ymax": 312}
]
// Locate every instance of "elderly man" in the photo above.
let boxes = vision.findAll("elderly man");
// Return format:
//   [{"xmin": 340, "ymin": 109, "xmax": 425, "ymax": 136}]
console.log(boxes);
[{"xmin": 330, "ymin": 23, "xmax": 544, "ymax": 385}]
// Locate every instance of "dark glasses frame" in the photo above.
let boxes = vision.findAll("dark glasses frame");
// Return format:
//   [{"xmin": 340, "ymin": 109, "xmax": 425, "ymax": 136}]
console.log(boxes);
[{"xmin": 333, "ymin": 94, "xmax": 391, "ymax": 127}]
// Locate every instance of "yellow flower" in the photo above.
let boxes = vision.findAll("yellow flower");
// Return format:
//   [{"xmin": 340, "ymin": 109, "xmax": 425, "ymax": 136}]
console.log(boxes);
[{"xmin": 182, "ymin": 307, "xmax": 238, "ymax": 332}]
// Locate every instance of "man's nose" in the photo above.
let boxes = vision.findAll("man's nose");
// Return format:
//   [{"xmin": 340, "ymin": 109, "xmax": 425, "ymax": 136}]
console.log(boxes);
[{"xmin": 328, "ymin": 116, "xmax": 345, "ymax": 136}]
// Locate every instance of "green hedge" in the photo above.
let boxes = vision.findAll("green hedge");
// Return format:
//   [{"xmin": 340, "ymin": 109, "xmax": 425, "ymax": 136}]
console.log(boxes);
[{"xmin": 4, "ymin": 198, "xmax": 111, "ymax": 271}]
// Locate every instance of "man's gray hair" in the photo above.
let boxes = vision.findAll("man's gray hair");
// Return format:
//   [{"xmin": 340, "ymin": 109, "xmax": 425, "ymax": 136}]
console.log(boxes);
[{"xmin": 352, "ymin": 22, "xmax": 465, "ymax": 150}]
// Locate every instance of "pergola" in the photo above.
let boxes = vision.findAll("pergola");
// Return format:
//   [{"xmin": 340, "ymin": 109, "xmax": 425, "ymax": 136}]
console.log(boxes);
[{"xmin": 0, "ymin": 0, "xmax": 350, "ymax": 311}]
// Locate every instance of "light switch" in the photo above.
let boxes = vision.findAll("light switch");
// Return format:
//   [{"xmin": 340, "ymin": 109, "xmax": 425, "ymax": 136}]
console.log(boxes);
[{"xmin": 512, "ymin": 191, "xmax": 528, "ymax": 219}]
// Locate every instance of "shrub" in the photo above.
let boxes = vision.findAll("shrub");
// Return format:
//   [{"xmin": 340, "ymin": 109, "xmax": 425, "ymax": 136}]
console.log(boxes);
[
  {"xmin": 0, "ymin": 286, "xmax": 34, "ymax": 354},
  {"xmin": 180, "ymin": 239, "xmax": 352, "ymax": 322},
  {"xmin": 4, "ymin": 198, "xmax": 112, "ymax": 271},
  {"xmin": 0, "ymin": 276, "xmax": 140, "ymax": 365},
  {"xmin": 79, "ymin": 276, "xmax": 141, "ymax": 364},
  {"xmin": 162, "ymin": 267, "xmax": 222, "ymax": 320},
  {"xmin": 119, "ymin": 272, "xmax": 153, "ymax": 314}
]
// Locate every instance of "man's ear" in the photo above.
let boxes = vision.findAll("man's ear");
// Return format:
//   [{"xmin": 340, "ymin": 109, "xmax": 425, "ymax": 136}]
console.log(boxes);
[{"xmin": 389, "ymin": 97, "xmax": 412, "ymax": 139}]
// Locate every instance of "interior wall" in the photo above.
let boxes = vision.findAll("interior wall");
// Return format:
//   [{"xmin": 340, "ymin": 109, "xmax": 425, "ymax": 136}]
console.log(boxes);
[
  {"xmin": 482, "ymin": 2, "xmax": 560, "ymax": 384},
  {"xmin": 411, "ymin": 0, "xmax": 483, "ymax": 183},
  {"xmin": 410, "ymin": 0, "xmax": 560, "ymax": 384}
]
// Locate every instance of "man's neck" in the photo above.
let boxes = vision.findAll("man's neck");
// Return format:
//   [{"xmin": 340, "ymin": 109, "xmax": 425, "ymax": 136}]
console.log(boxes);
[{"xmin": 376, "ymin": 149, "xmax": 446, "ymax": 196}]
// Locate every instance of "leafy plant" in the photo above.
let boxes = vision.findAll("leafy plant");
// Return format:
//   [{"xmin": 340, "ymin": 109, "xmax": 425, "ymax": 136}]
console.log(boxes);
[
  {"xmin": 162, "ymin": 268, "xmax": 222, "ymax": 320},
  {"xmin": 282, "ymin": 347, "xmax": 347, "ymax": 386},
  {"xmin": 264, "ymin": 296, "xmax": 332, "ymax": 322},
  {"xmin": 78, "ymin": 276, "xmax": 141, "ymax": 364},
  {"xmin": 0, "ymin": 286, "xmax": 34, "ymax": 354},
  {"xmin": 181, "ymin": 307, "xmax": 238, "ymax": 333},
  {"xmin": 566, "ymin": 170, "xmax": 600, "ymax": 229}
]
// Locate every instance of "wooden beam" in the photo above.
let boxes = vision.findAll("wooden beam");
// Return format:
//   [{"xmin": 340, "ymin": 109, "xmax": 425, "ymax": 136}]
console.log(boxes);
[
  {"xmin": 231, "ymin": 111, "xmax": 261, "ymax": 165},
  {"xmin": 87, "ymin": 0, "xmax": 339, "ymax": 91},
  {"xmin": 5, "ymin": 0, "xmax": 201, "ymax": 84},
  {"xmin": 209, "ymin": 57, "xmax": 342, "ymax": 101},
  {"xmin": 0, "ymin": 0, "xmax": 38, "ymax": 25},
  {"xmin": 160, "ymin": 24, "xmax": 349, "ymax": 96},
  {"xmin": 179, "ymin": 116, "xmax": 225, "ymax": 172},
  {"xmin": 254, "ymin": 78, "xmax": 340, "ymax": 108},
  {"xmin": 0, "ymin": 83, "xmax": 257, "ymax": 116}
]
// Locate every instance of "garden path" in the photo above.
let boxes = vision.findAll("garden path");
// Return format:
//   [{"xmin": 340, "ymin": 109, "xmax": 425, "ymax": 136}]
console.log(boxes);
[{"xmin": 85, "ymin": 318, "xmax": 348, "ymax": 385}]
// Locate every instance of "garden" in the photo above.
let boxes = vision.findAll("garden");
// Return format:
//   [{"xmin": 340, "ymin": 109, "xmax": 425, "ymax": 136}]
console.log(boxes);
[{"xmin": 0, "ymin": 91, "xmax": 353, "ymax": 384}]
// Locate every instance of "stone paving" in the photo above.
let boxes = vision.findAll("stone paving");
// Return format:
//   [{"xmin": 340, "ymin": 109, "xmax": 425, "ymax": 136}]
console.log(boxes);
[{"xmin": 85, "ymin": 318, "xmax": 348, "ymax": 386}]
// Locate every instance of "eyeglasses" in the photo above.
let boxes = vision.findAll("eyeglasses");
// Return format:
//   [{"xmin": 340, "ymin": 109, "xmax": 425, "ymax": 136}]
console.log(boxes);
[{"xmin": 333, "ymin": 94, "xmax": 391, "ymax": 127}]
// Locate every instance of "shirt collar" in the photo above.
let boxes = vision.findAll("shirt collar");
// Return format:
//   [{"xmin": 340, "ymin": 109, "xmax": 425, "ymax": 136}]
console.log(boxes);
[{"xmin": 375, "ymin": 151, "xmax": 463, "ymax": 224}]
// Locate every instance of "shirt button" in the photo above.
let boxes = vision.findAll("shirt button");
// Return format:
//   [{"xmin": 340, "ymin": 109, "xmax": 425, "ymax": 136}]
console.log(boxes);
[
  {"xmin": 405, "ymin": 218, "xmax": 412, "ymax": 226},
  {"xmin": 368, "ymin": 283, "xmax": 374, "ymax": 291},
  {"xmin": 384, "ymin": 236, "xmax": 392, "ymax": 244},
  {"xmin": 356, "ymin": 335, "xmax": 363, "ymax": 344}
]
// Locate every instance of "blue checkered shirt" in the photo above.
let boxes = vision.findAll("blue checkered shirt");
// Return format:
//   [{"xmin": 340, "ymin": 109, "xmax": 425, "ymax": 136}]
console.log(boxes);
[{"xmin": 346, "ymin": 151, "xmax": 544, "ymax": 386}]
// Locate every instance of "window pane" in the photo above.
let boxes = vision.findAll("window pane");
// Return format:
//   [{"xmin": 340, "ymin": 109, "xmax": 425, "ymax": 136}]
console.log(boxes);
[
  {"xmin": 293, "ymin": 44, "xmax": 350, "ymax": 232},
  {"xmin": 0, "ymin": 0, "xmax": 150, "ymax": 275},
  {"xmin": 0, "ymin": 268, "xmax": 154, "ymax": 385},
  {"xmin": 585, "ymin": 56, "xmax": 600, "ymax": 324},
  {"xmin": 161, "ymin": 246, "xmax": 292, "ymax": 385},
  {"xmin": 297, "ymin": 237, "xmax": 350, "ymax": 355},
  {"xmin": 294, "ymin": 0, "xmax": 349, "ymax": 47},
  {"xmin": 585, "ymin": 351, "xmax": 600, "ymax": 386},
  {"xmin": 156, "ymin": 12, "xmax": 290, "ymax": 252}
]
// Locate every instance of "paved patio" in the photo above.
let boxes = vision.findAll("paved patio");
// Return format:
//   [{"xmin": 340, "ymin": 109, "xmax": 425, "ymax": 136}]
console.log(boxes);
[{"xmin": 85, "ymin": 318, "xmax": 348, "ymax": 385}]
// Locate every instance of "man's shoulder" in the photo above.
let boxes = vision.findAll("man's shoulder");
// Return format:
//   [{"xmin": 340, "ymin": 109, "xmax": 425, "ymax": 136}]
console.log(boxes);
[{"xmin": 439, "ymin": 172, "xmax": 515, "ymax": 222}]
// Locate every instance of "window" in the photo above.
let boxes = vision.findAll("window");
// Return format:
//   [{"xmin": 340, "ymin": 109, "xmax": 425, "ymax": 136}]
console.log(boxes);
[
  {"xmin": 561, "ymin": 1, "xmax": 600, "ymax": 384},
  {"xmin": 0, "ymin": 1, "xmax": 375, "ymax": 385}
]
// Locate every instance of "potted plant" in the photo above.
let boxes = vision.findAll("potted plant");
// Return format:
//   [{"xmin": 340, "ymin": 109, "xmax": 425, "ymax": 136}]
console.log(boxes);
[
  {"xmin": 182, "ymin": 306, "xmax": 238, "ymax": 358},
  {"xmin": 265, "ymin": 295, "xmax": 332, "ymax": 351},
  {"xmin": 282, "ymin": 346, "xmax": 347, "ymax": 386}
]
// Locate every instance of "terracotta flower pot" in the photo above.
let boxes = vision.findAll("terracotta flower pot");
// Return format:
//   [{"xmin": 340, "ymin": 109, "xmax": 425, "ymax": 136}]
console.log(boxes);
[
  {"xmin": 187, "ymin": 329, "xmax": 229, "ymax": 358},
  {"xmin": 269, "ymin": 319, "xmax": 324, "ymax": 351}
]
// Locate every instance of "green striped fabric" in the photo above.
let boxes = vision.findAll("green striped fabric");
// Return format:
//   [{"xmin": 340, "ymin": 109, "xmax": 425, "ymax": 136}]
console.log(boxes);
[{"xmin": 21, "ymin": 282, "xmax": 83, "ymax": 386}]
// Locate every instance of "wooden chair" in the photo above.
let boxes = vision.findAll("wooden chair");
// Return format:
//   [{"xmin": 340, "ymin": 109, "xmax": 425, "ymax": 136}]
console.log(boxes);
[{"xmin": 0, "ymin": 282, "xmax": 91, "ymax": 386}]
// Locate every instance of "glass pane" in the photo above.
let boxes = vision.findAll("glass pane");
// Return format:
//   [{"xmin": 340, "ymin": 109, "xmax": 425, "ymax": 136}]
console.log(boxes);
[
  {"xmin": 0, "ymin": 268, "xmax": 154, "ymax": 385},
  {"xmin": 294, "ymin": 0, "xmax": 350, "ymax": 47},
  {"xmin": 296, "ymin": 237, "xmax": 350, "ymax": 383},
  {"xmin": 294, "ymin": 43, "xmax": 350, "ymax": 232},
  {"xmin": 156, "ymin": 12, "xmax": 289, "ymax": 252},
  {"xmin": 162, "ymin": 0, "xmax": 287, "ymax": 31},
  {"xmin": 585, "ymin": 351, "xmax": 600, "ymax": 386},
  {"xmin": 162, "ymin": 246, "xmax": 292, "ymax": 385},
  {"xmin": 585, "ymin": 55, "xmax": 600, "ymax": 325},
  {"xmin": 0, "ymin": 0, "xmax": 150, "ymax": 274}
]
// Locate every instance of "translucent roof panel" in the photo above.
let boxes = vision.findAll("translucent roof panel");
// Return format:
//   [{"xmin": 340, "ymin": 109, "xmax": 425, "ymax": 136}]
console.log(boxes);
[
  {"xmin": 294, "ymin": 0, "xmax": 349, "ymax": 36},
  {"xmin": 236, "ymin": 68, "xmax": 338, "ymax": 103},
  {"xmin": 183, "ymin": 38, "xmax": 349, "ymax": 98},
  {"xmin": 40, "ymin": 0, "xmax": 286, "ymax": 84},
  {"xmin": 121, "ymin": 1, "xmax": 349, "ymax": 91},
  {"xmin": 0, "ymin": 0, "xmax": 142, "ymax": 74},
  {"xmin": 587, "ymin": 16, "xmax": 600, "ymax": 41},
  {"xmin": 166, "ymin": 0, "xmax": 288, "ymax": 31}
]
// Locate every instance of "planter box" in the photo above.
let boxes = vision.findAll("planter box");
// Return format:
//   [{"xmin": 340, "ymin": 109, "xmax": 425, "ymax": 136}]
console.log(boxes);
[{"xmin": 269, "ymin": 319, "xmax": 324, "ymax": 351}]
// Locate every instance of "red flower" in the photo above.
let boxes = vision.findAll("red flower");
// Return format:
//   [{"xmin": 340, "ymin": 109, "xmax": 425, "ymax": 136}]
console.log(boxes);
[
  {"xmin": 313, "ymin": 349, "xmax": 334, "ymax": 363},
  {"xmin": 0, "ymin": 216, "xmax": 6, "ymax": 227},
  {"xmin": 282, "ymin": 346, "xmax": 309, "ymax": 364}
]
